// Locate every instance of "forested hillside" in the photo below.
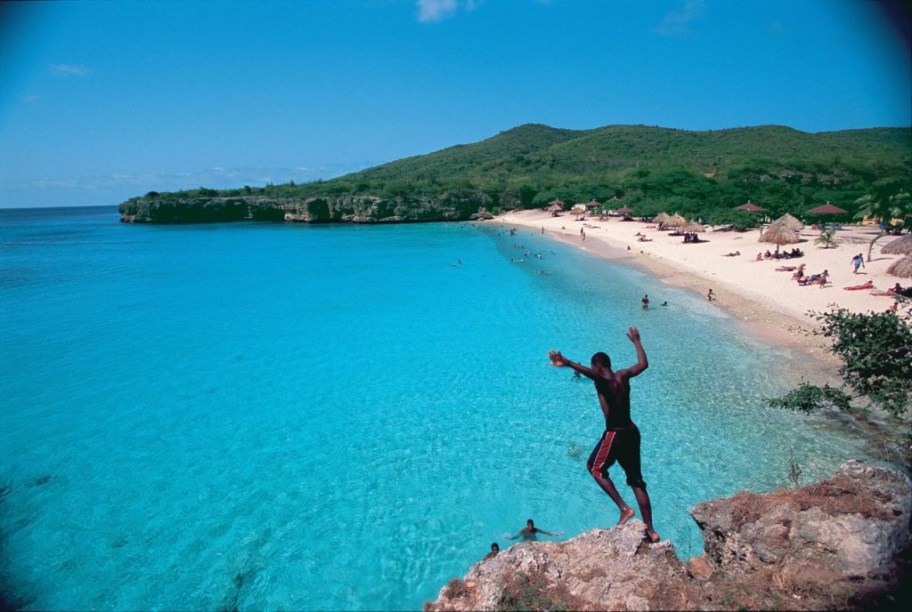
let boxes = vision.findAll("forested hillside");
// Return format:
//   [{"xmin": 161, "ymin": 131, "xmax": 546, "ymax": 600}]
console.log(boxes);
[{"xmin": 119, "ymin": 124, "xmax": 911, "ymax": 225}]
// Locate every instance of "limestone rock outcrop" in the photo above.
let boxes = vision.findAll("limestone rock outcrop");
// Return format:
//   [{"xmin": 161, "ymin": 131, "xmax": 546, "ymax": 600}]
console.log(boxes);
[
  {"xmin": 427, "ymin": 460, "xmax": 911, "ymax": 611},
  {"xmin": 118, "ymin": 193, "xmax": 494, "ymax": 224}
]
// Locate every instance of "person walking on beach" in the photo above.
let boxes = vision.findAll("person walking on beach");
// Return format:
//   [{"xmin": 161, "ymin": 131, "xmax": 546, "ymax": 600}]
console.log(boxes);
[
  {"xmin": 548, "ymin": 327, "xmax": 659, "ymax": 543},
  {"xmin": 707, "ymin": 288, "xmax": 716, "ymax": 301},
  {"xmin": 852, "ymin": 253, "xmax": 865, "ymax": 274}
]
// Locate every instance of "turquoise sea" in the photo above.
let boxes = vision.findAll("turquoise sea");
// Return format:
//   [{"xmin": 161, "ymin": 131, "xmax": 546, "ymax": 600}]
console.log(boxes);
[{"xmin": 0, "ymin": 206, "xmax": 875, "ymax": 610}]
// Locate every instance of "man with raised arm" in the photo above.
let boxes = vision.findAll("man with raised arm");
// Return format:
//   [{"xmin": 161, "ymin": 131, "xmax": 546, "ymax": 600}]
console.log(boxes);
[{"xmin": 548, "ymin": 327, "xmax": 659, "ymax": 543}]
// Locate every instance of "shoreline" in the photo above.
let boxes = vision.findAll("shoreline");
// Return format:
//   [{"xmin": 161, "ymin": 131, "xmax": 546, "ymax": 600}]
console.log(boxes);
[{"xmin": 493, "ymin": 209, "xmax": 909, "ymax": 388}]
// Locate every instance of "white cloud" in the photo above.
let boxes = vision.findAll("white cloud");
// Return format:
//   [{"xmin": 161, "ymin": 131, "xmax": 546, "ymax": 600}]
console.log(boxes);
[
  {"xmin": 417, "ymin": 0, "xmax": 458, "ymax": 22},
  {"xmin": 656, "ymin": 0, "xmax": 705, "ymax": 36},
  {"xmin": 50, "ymin": 63, "xmax": 93, "ymax": 77},
  {"xmin": 416, "ymin": 0, "xmax": 482, "ymax": 22}
]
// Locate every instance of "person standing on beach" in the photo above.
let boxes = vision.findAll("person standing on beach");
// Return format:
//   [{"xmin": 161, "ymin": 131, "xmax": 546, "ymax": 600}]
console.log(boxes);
[
  {"xmin": 852, "ymin": 253, "xmax": 865, "ymax": 274},
  {"xmin": 547, "ymin": 327, "xmax": 659, "ymax": 543}
]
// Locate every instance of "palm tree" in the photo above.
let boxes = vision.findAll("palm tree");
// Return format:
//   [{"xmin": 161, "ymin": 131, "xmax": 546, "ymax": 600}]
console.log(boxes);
[
  {"xmin": 815, "ymin": 227, "xmax": 837, "ymax": 249},
  {"xmin": 855, "ymin": 190, "xmax": 912, "ymax": 261},
  {"xmin": 854, "ymin": 189, "xmax": 911, "ymax": 226}
]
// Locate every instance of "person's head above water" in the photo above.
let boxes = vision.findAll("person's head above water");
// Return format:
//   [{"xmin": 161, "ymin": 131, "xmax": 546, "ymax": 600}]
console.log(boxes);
[{"xmin": 591, "ymin": 351, "xmax": 611, "ymax": 370}]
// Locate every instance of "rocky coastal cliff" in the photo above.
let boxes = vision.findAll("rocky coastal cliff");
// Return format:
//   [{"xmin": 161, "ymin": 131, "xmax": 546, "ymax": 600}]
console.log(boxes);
[
  {"xmin": 117, "ymin": 193, "xmax": 495, "ymax": 224},
  {"xmin": 427, "ymin": 461, "xmax": 911, "ymax": 611}
]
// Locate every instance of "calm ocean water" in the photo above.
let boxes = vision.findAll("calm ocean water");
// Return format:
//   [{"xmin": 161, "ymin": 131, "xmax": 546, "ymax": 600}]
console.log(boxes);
[{"xmin": 0, "ymin": 206, "xmax": 874, "ymax": 610}]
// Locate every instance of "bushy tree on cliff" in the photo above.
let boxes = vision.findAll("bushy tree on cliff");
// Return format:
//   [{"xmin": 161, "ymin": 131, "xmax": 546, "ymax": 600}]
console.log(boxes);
[{"xmin": 770, "ymin": 306, "xmax": 912, "ymax": 446}]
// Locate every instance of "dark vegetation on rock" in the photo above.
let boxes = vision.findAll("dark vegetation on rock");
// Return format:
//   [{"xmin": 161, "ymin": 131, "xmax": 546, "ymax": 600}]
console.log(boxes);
[
  {"xmin": 118, "ymin": 124, "xmax": 911, "ymax": 224},
  {"xmin": 769, "ymin": 306, "xmax": 912, "ymax": 468},
  {"xmin": 426, "ymin": 461, "xmax": 911, "ymax": 611}
]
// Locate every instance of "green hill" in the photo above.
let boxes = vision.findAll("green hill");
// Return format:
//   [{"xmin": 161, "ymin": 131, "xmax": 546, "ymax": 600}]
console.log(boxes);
[{"xmin": 118, "ymin": 124, "xmax": 911, "ymax": 224}]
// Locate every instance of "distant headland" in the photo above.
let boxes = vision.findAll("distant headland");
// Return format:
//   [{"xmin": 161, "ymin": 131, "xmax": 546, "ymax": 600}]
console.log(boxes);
[{"xmin": 118, "ymin": 124, "xmax": 911, "ymax": 224}]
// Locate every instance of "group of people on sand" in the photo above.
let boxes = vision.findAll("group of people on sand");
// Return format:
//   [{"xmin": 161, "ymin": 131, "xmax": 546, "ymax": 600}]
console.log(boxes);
[
  {"xmin": 800, "ymin": 269, "xmax": 830, "ymax": 287},
  {"xmin": 792, "ymin": 264, "xmax": 830, "ymax": 289},
  {"xmin": 481, "ymin": 327, "xmax": 660, "ymax": 565},
  {"xmin": 757, "ymin": 248, "xmax": 803, "ymax": 261},
  {"xmin": 682, "ymin": 232, "xmax": 701, "ymax": 243},
  {"xmin": 789, "ymin": 264, "xmax": 829, "ymax": 287}
]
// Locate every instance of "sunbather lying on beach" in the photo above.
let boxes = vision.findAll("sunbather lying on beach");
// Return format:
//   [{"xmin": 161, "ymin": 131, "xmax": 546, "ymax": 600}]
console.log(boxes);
[
  {"xmin": 723, "ymin": 251, "xmax": 740, "ymax": 257},
  {"xmin": 843, "ymin": 280, "xmax": 874, "ymax": 291},
  {"xmin": 776, "ymin": 265, "xmax": 796, "ymax": 271},
  {"xmin": 872, "ymin": 283, "xmax": 911, "ymax": 297}
]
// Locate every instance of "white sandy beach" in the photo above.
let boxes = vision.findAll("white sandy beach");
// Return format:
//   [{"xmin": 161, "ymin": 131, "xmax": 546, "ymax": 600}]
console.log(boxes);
[{"xmin": 496, "ymin": 209, "xmax": 909, "ymax": 370}]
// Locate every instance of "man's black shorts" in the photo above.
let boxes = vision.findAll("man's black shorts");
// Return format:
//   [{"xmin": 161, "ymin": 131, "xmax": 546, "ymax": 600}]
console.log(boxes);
[{"xmin": 586, "ymin": 426, "xmax": 646, "ymax": 489}]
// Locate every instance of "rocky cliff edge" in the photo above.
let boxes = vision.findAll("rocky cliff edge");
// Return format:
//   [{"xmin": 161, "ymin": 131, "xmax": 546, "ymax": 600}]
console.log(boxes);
[{"xmin": 427, "ymin": 460, "xmax": 911, "ymax": 611}]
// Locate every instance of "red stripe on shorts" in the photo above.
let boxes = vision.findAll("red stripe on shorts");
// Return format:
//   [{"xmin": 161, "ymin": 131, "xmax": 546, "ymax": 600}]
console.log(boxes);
[{"xmin": 591, "ymin": 430, "xmax": 617, "ymax": 475}]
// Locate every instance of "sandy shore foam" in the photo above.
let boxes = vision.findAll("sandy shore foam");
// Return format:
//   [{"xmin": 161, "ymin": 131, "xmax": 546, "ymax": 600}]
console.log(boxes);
[{"xmin": 495, "ymin": 209, "xmax": 908, "ymax": 383}]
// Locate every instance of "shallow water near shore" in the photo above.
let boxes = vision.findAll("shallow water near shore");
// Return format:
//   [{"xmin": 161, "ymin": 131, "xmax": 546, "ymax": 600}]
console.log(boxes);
[{"xmin": 0, "ymin": 207, "xmax": 876, "ymax": 610}]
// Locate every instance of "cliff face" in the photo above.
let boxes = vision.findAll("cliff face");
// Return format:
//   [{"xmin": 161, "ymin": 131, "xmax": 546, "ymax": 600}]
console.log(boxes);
[
  {"xmin": 427, "ymin": 461, "xmax": 911, "ymax": 611},
  {"xmin": 118, "ymin": 193, "xmax": 495, "ymax": 224}
]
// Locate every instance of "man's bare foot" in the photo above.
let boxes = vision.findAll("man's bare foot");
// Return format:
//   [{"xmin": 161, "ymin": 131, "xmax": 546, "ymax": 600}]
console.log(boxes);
[
  {"xmin": 617, "ymin": 507, "xmax": 635, "ymax": 525},
  {"xmin": 644, "ymin": 529, "xmax": 660, "ymax": 543}
]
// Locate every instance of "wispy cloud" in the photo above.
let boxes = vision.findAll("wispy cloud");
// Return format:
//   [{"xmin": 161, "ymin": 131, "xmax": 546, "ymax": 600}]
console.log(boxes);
[
  {"xmin": 768, "ymin": 21, "xmax": 785, "ymax": 36},
  {"xmin": 416, "ymin": 0, "xmax": 482, "ymax": 23},
  {"xmin": 2, "ymin": 165, "xmax": 367, "ymax": 196},
  {"xmin": 655, "ymin": 0, "xmax": 705, "ymax": 36},
  {"xmin": 0, "ymin": 162, "xmax": 384, "ymax": 207},
  {"xmin": 50, "ymin": 63, "xmax": 93, "ymax": 77}
]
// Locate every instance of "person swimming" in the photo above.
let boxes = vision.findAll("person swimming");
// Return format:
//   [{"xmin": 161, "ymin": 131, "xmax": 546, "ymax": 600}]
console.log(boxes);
[{"xmin": 505, "ymin": 519, "xmax": 560, "ymax": 542}]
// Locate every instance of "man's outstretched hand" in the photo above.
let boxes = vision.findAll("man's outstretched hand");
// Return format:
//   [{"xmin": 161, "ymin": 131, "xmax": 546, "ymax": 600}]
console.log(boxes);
[
  {"xmin": 548, "ymin": 350, "xmax": 566, "ymax": 366},
  {"xmin": 627, "ymin": 326, "xmax": 641, "ymax": 343}
]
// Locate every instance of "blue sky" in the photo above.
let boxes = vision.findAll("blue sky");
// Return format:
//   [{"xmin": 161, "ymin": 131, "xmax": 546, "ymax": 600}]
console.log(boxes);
[{"xmin": 1, "ymin": 0, "xmax": 909, "ymax": 208}]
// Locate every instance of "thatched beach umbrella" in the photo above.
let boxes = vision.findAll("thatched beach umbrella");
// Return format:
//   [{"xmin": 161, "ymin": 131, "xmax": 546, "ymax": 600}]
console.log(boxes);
[
  {"xmin": 615, "ymin": 205, "xmax": 634, "ymax": 216},
  {"xmin": 653, "ymin": 212, "xmax": 670, "ymax": 229},
  {"xmin": 887, "ymin": 256, "xmax": 912, "ymax": 279},
  {"xmin": 760, "ymin": 224, "xmax": 800, "ymax": 253},
  {"xmin": 882, "ymin": 234, "xmax": 912, "ymax": 256},
  {"xmin": 807, "ymin": 202, "xmax": 848, "ymax": 215},
  {"xmin": 768, "ymin": 213, "xmax": 804, "ymax": 232},
  {"xmin": 735, "ymin": 201, "xmax": 766, "ymax": 212},
  {"xmin": 682, "ymin": 221, "xmax": 705, "ymax": 233},
  {"xmin": 666, "ymin": 213, "xmax": 686, "ymax": 229}
]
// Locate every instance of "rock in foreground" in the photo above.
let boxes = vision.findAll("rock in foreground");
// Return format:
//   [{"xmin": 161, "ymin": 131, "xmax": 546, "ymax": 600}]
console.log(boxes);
[{"xmin": 427, "ymin": 461, "xmax": 911, "ymax": 611}]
